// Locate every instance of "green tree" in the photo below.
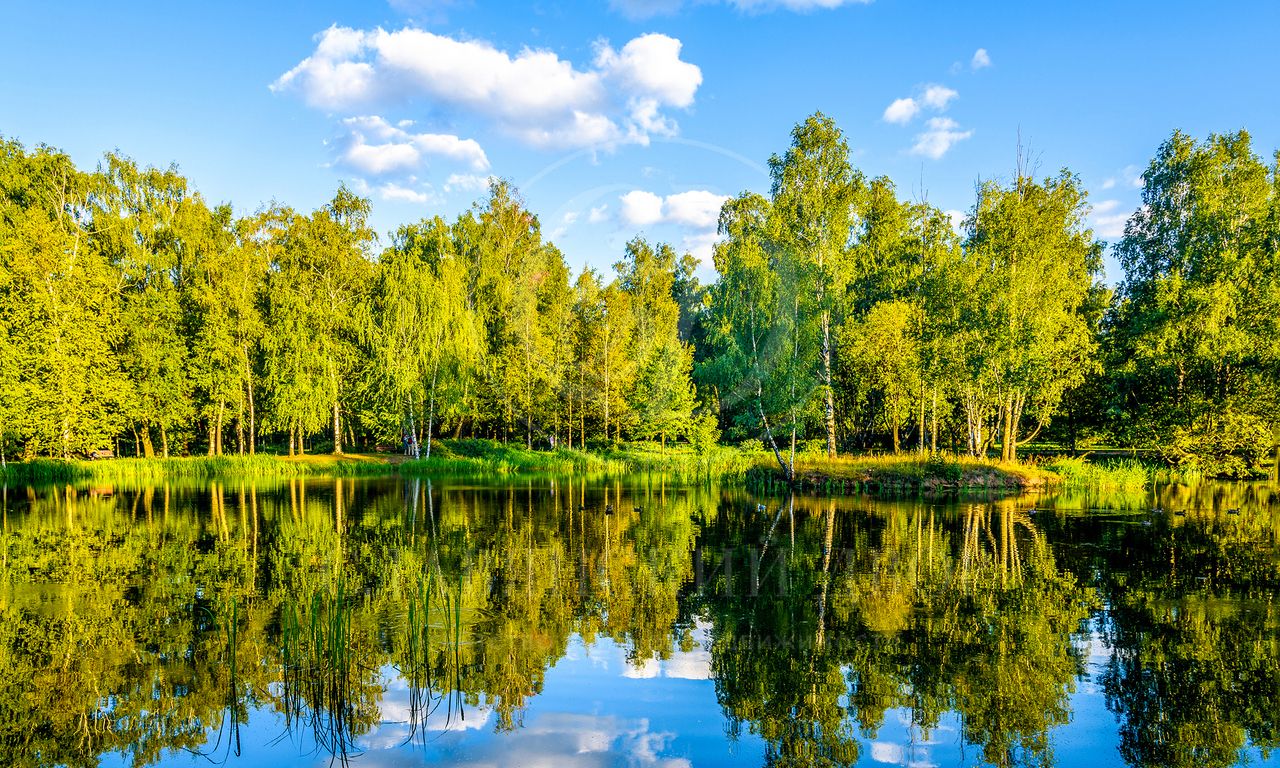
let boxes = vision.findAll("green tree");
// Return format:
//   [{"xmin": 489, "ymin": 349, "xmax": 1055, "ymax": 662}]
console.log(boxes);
[
  {"xmin": 768, "ymin": 113, "xmax": 863, "ymax": 459},
  {"xmin": 960, "ymin": 168, "xmax": 1102, "ymax": 461},
  {"xmin": 0, "ymin": 139, "xmax": 125, "ymax": 457},
  {"xmin": 1110, "ymin": 130, "xmax": 1280, "ymax": 475}
]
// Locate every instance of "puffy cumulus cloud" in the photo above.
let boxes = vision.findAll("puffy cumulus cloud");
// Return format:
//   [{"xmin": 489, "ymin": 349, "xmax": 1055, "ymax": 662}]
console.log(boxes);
[
  {"xmin": 588, "ymin": 204, "xmax": 611, "ymax": 223},
  {"xmin": 338, "ymin": 115, "xmax": 488, "ymax": 176},
  {"xmin": 274, "ymin": 26, "xmax": 703, "ymax": 150},
  {"xmin": 920, "ymin": 84, "xmax": 957, "ymax": 110},
  {"xmin": 595, "ymin": 34, "xmax": 701, "ymax": 108},
  {"xmin": 883, "ymin": 83, "xmax": 956, "ymax": 124},
  {"xmin": 610, "ymin": 0, "xmax": 871, "ymax": 18},
  {"xmin": 616, "ymin": 189, "xmax": 728, "ymax": 265},
  {"xmin": 664, "ymin": 190, "xmax": 728, "ymax": 228},
  {"xmin": 882, "ymin": 97, "xmax": 919, "ymax": 125},
  {"xmin": 971, "ymin": 47, "xmax": 992, "ymax": 69},
  {"xmin": 619, "ymin": 190, "xmax": 666, "ymax": 227},
  {"xmin": 909, "ymin": 117, "xmax": 972, "ymax": 159},
  {"xmin": 618, "ymin": 189, "xmax": 728, "ymax": 231}
]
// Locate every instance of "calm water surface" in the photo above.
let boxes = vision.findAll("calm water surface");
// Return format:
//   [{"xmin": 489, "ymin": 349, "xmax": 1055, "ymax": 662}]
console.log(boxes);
[{"xmin": 2, "ymin": 475, "xmax": 1279, "ymax": 768}]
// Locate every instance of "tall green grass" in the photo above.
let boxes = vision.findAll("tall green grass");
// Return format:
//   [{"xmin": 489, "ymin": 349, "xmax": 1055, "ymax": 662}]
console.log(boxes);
[
  {"xmin": 1044, "ymin": 457, "xmax": 1151, "ymax": 491},
  {"xmin": 0, "ymin": 454, "xmax": 394, "ymax": 483}
]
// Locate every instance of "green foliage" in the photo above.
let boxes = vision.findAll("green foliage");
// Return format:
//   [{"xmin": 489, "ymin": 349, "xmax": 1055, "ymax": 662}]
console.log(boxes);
[
  {"xmin": 2, "ymin": 121, "xmax": 1278, "ymax": 477},
  {"xmin": 1110, "ymin": 129, "xmax": 1280, "ymax": 475}
]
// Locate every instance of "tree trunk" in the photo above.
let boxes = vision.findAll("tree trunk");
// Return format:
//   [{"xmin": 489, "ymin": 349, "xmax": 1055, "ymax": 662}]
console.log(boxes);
[
  {"xmin": 246, "ymin": 367, "xmax": 256, "ymax": 455},
  {"xmin": 930, "ymin": 386, "xmax": 938, "ymax": 455},
  {"xmin": 218, "ymin": 400, "xmax": 227, "ymax": 456},
  {"xmin": 917, "ymin": 385, "xmax": 926, "ymax": 453},
  {"xmin": 426, "ymin": 363, "xmax": 437, "ymax": 459},
  {"xmin": 160, "ymin": 424, "xmax": 169, "ymax": 459},
  {"xmin": 789, "ymin": 423, "xmax": 797, "ymax": 484},
  {"xmin": 822, "ymin": 310, "xmax": 836, "ymax": 459},
  {"xmin": 1001, "ymin": 392, "xmax": 1015, "ymax": 463},
  {"xmin": 288, "ymin": 424, "xmax": 295, "ymax": 457},
  {"xmin": 892, "ymin": 420, "xmax": 900, "ymax": 454},
  {"xmin": 141, "ymin": 424, "xmax": 155, "ymax": 458},
  {"xmin": 332, "ymin": 400, "xmax": 343, "ymax": 455}
]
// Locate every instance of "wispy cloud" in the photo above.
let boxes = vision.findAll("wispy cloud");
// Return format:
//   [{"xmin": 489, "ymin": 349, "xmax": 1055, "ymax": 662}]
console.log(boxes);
[
  {"xmin": 910, "ymin": 117, "xmax": 972, "ymax": 159},
  {"xmin": 1090, "ymin": 199, "xmax": 1130, "ymax": 239}
]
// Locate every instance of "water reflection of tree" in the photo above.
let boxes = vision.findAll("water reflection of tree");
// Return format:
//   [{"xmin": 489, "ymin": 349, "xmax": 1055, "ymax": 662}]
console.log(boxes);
[
  {"xmin": 3, "ymin": 477, "xmax": 1279, "ymax": 768},
  {"xmin": 696, "ymin": 494, "xmax": 1096, "ymax": 768},
  {"xmin": 0, "ymin": 475, "xmax": 711, "ymax": 764},
  {"xmin": 1046, "ymin": 493, "xmax": 1280, "ymax": 768}
]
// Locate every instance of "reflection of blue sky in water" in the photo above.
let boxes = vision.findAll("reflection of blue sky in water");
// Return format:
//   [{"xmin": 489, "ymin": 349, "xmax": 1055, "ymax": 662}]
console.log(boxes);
[{"xmin": 97, "ymin": 625, "xmax": 1280, "ymax": 767}]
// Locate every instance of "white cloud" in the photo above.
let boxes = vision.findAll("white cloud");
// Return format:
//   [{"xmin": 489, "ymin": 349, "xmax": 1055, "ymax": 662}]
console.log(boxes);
[
  {"xmin": 730, "ymin": 0, "xmax": 873, "ymax": 10},
  {"xmin": 920, "ymin": 84, "xmax": 957, "ymax": 110},
  {"xmin": 1122, "ymin": 164, "xmax": 1145, "ymax": 188},
  {"xmin": 338, "ymin": 115, "xmax": 488, "ymax": 176},
  {"xmin": 944, "ymin": 208, "xmax": 966, "ymax": 232},
  {"xmin": 883, "ymin": 97, "xmax": 918, "ymax": 124},
  {"xmin": 275, "ymin": 26, "xmax": 703, "ymax": 150},
  {"xmin": 618, "ymin": 189, "xmax": 728, "ymax": 231},
  {"xmin": 971, "ymin": 48, "xmax": 991, "ymax": 69},
  {"xmin": 549, "ymin": 210, "xmax": 580, "ymax": 239},
  {"xmin": 883, "ymin": 84, "xmax": 956, "ymax": 125},
  {"xmin": 663, "ymin": 190, "xmax": 728, "ymax": 228},
  {"xmin": 610, "ymin": 0, "xmax": 871, "ymax": 18},
  {"xmin": 444, "ymin": 172, "xmax": 494, "ymax": 193},
  {"xmin": 1100, "ymin": 177, "xmax": 1117, "ymax": 190},
  {"xmin": 1091, "ymin": 199, "xmax": 1129, "ymax": 239},
  {"xmin": 619, "ymin": 190, "xmax": 665, "ymax": 227},
  {"xmin": 616, "ymin": 189, "xmax": 728, "ymax": 264},
  {"xmin": 910, "ymin": 117, "xmax": 972, "ymax": 159},
  {"xmin": 681, "ymin": 230, "xmax": 723, "ymax": 265},
  {"xmin": 588, "ymin": 204, "xmax": 610, "ymax": 223},
  {"xmin": 376, "ymin": 181, "xmax": 437, "ymax": 204}
]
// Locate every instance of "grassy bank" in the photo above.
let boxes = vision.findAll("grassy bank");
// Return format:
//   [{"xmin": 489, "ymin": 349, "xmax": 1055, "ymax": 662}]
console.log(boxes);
[
  {"xmin": 746, "ymin": 453, "xmax": 1062, "ymax": 494},
  {"xmin": 0, "ymin": 439, "xmax": 764, "ymax": 484},
  {"xmin": 0, "ymin": 453, "xmax": 399, "ymax": 483},
  {"xmin": 0, "ymin": 441, "xmax": 1227, "ymax": 492}
]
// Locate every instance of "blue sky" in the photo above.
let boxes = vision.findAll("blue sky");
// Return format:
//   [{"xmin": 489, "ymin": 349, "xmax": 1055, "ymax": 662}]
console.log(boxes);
[{"xmin": 3, "ymin": 1, "xmax": 1278, "ymax": 282}]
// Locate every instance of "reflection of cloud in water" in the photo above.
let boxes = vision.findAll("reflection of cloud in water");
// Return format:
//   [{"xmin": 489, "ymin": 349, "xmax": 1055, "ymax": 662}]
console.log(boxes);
[
  {"xmin": 621, "ymin": 620, "xmax": 713, "ymax": 680},
  {"xmin": 373, "ymin": 674, "xmax": 493, "ymax": 731},
  {"xmin": 870, "ymin": 740, "xmax": 938, "ymax": 768},
  {"xmin": 353, "ymin": 710, "xmax": 691, "ymax": 768}
]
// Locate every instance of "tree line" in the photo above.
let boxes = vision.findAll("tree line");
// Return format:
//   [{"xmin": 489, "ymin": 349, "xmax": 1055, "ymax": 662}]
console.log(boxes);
[
  {"xmin": 698, "ymin": 114, "xmax": 1279, "ymax": 477},
  {"xmin": 2, "ymin": 114, "xmax": 1278, "ymax": 473},
  {"xmin": 0, "ymin": 142, "xmax": 712, "ymax": 462}
]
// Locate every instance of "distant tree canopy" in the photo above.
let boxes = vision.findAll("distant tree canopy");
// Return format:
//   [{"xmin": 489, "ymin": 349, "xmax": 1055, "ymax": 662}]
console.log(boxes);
[{"xmin": 1, "ymin": 119, "xmax": 1277, "ymax": 473}]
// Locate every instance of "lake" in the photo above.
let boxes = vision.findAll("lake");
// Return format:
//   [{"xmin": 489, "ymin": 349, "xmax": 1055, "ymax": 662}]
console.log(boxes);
[{"xmin": 2, "ymin": 474, "xmax": 1278, "ymax": 767}]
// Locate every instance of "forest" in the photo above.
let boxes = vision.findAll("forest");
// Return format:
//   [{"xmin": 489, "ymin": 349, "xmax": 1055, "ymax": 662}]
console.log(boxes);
[{"xmin": 1, "ymin": 114, "xmax": 1278, "ymax": 476}]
